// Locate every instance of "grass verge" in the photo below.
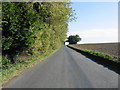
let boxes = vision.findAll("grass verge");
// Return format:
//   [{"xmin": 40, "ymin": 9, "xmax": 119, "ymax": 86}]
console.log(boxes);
[
  {"xmin": 1, "ymin": 49, "xmax": 58, "ymax": 87},
  {"xmin": 68, "ymin": 45, "xmax": 120, "ymax": 63}
]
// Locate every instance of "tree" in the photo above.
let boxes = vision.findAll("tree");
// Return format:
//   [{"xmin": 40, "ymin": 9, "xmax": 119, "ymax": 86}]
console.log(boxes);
[
  {"xmin": 2, "ymin": 2, "xmax": 76, "ymax": 64},
  {"xmin": 2, "ymin": 2, "xmax": 36, "ymax": 63},
  {"xmin": 66, "ymin": 35, "xmax": 81, "ymax": 44}
]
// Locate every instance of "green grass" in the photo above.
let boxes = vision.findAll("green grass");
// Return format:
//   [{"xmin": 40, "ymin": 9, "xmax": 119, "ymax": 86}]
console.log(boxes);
[
  {"xmin": 0, "ymin": 55, "xmax": 2, "ymax": 86},
  {"xmin": 1, "ymin": 49, "xmax": 58, "ymax": 85},
  {"xmin": 68, "ymin": 45, "xmax": 120, "ymax": 63}
]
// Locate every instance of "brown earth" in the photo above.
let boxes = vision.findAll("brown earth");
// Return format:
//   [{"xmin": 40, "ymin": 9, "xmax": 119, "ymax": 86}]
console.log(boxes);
[{"xmin": 72, "ymin": 43, "xmax": 119, "ymax": 58}]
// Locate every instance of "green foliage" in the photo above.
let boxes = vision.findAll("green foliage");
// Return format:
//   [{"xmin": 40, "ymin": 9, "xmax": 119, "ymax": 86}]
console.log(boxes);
[
  {"xmin": 2, "ymin": 2, "xmax": 36, "ymax": 63},
  {"xmin": 68, "ymin": 45, "xmax": 120, "ymax": 63},
  {"xmin": 2, "ymin": 2, "xmax": 76, "ymax": 64},
  {"xmin": 2, "ymin": 55, "xmax": 10, "ymax": 66},
  {"xmin": 2, "ymin": 49, "xmax": 55, "ymax": 83},
  {"xmin": 67, "ymin": 34, "xmax": 81, "ymax": 44}
]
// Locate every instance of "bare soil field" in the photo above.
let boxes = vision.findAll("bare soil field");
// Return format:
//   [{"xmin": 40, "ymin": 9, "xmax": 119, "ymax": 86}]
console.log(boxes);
[{"xmin": 72, "ymin": 43, "xmax": 119, "ymax": 58}]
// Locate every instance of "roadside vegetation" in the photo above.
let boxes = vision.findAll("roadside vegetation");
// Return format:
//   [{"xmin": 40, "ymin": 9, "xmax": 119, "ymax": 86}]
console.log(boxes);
[
  {"xmin": 2, "ymin": 50, "xmax": 57, "ymax": 85},
  {"xmin": 1, "ymin": 2, "xmax": 75, "ymax": 84},
  {"xmin": 68, "ymin": 45, "xmax": 120, "ymax": 63}
]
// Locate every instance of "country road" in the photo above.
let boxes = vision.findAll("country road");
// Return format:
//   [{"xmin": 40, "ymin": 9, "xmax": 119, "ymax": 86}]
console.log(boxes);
[{"xmin": 4, "ymin": 46, "xmax": 118, "ymax": 88}]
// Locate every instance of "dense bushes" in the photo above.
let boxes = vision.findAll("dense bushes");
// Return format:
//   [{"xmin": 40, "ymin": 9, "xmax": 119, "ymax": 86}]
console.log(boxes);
[{"xmin": 2, "ymin": 2, "xmax": 75, "ymax": 65}]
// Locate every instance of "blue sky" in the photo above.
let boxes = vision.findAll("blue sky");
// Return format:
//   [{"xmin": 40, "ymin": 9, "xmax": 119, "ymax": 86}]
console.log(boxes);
[{"xmin": 68, "ymin": 2, "xmax": 118, "ymax": 44}]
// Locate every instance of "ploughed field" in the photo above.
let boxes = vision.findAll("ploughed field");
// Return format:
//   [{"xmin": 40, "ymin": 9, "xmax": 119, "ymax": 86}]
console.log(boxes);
[{"xmin": 72, "ymin": 43, "xmax": 119, "ymax": 58}]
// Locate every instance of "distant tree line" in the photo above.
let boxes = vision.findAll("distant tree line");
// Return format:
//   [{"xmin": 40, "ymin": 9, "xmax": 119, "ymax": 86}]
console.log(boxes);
[{"xmin": 2, "ymin": 2, "xmax": 75, "ymax": 64}]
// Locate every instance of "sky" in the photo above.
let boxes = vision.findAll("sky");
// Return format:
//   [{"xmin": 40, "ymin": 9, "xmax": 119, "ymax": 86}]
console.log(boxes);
[{"xmin": 67, "ymin": 2, "xmax": 118, "ymax": 44}]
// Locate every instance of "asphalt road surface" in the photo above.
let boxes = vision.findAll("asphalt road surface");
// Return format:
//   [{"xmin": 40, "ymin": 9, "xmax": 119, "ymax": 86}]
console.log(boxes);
[{"xmin": 4, "ymin": 46, "xmax": 118, "ymax": 88}]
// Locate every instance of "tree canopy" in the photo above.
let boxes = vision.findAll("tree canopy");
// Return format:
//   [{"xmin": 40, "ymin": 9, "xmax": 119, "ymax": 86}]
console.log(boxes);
[
  {"xmin": 2, "ymin": 2, "xmax": 76, "ymax": 63},
  {"xmin": 66, "ymin": 35, "xmax": 81, "ymax": 44}
]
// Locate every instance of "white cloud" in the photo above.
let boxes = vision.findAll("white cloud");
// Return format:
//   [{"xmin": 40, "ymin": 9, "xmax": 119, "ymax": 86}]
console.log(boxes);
[
  {"xmin": 67, "ymin": 29, "xmax": 118, "ymax": 44},
  {"xmin": 71, "ymin": 0, "xmax": 118, "ymax": 2}
]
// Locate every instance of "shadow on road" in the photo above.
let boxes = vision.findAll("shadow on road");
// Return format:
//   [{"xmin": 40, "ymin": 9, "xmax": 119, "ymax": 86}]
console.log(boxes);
[{"xmin": 67, "ymin": 45, "xmax": 120, "ymax": 75}]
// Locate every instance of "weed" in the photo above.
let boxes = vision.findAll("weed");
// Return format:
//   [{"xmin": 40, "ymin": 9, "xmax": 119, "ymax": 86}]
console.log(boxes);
[
  {"xmin": 2, "ymin": 49, "xmax": 57, "ymax": 85},
  {"xmin": 68, "ymin": 45, "xmax": 120, "ymax": 63}
]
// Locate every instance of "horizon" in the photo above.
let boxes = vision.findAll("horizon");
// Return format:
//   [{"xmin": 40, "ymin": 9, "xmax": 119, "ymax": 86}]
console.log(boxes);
[
  {"xmin": 65, "ymin": 41, "xmax": 119, "ymax": 45},
  {"xmin": 68, "ymin": 2, "xmax": 118, "ymax": 44}
]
